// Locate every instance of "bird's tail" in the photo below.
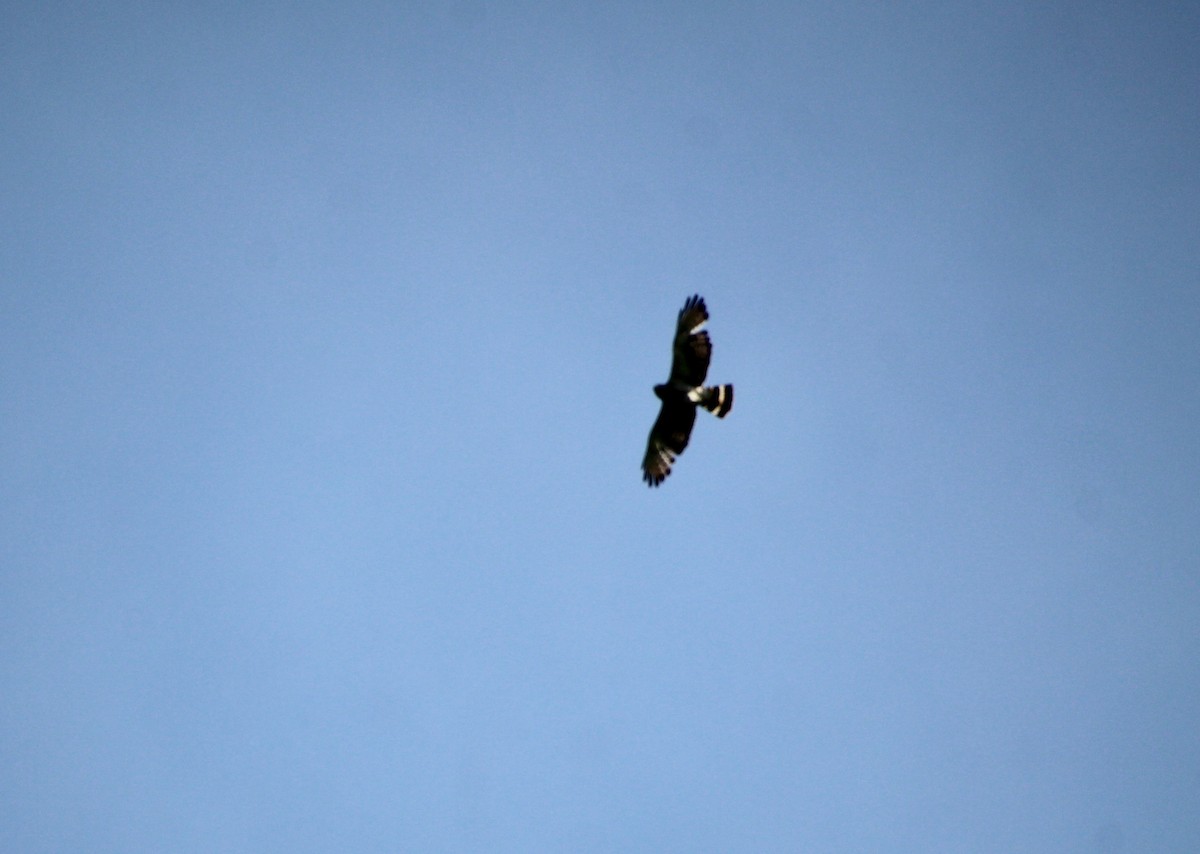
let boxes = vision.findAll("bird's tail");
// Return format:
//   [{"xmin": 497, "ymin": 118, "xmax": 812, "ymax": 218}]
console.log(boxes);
[{"xmin": 699, "ymin": 384, "xmax": 733, "ymax": 418}]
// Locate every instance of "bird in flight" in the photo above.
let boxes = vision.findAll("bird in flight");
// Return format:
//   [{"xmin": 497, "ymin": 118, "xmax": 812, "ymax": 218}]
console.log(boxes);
[{"xmin": 642, "ymin": 295, "xmax": 733, "ymax": 486}]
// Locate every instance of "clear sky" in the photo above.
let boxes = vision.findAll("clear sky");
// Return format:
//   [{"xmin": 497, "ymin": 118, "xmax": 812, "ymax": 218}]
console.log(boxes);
[{"xmin": 3, "ymin": 3, "xmax": 1198, "ymax": 852}]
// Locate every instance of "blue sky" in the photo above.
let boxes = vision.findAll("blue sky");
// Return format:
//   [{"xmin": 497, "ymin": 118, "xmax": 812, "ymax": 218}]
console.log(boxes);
[{"xmin": 2, "ymin": 3, "xmax": 1198, "ymax": 851}]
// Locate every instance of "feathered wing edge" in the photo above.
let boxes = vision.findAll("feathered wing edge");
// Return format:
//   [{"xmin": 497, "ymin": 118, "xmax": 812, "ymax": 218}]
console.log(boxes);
[
  {"xmin": 670, "ymin": 295, "xmax": 712, "ymax": 387},
  {"xmin": 641, "ymin": 397, "xmax": 696, "ymax": 486}
]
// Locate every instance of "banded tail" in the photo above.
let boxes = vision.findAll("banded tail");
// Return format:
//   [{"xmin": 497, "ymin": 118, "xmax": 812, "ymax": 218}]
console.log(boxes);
[{"xmin": 699, "ymin": 384, "xmax": 734, "ymax": 418}]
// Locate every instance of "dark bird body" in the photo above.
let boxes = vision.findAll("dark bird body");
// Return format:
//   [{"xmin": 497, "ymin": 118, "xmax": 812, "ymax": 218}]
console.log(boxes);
[{"xmin": 642, "ymin": 295, "xmax": 734, "ymax": 486}]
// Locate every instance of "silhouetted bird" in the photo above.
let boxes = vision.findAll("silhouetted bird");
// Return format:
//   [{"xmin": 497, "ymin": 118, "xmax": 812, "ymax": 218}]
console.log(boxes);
[{"xmin": 642, "ymin": 295, "xmax": 733, "ymax": 486}]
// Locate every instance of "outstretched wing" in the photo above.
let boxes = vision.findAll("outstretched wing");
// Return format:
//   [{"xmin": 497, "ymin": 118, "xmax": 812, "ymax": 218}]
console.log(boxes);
[
  {"xmin": 668, "ymin": 294, "xmax": 711, "ymax": 388},
  {"xmin": 642, "ymin": 396, "xmax": 697, "ymax": 486}
]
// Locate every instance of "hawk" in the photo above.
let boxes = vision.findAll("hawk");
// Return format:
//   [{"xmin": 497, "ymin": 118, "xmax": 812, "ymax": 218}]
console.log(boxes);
[{"xmin": 642, "ymin": 295, "xmax": 734, "ymax": 486}]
